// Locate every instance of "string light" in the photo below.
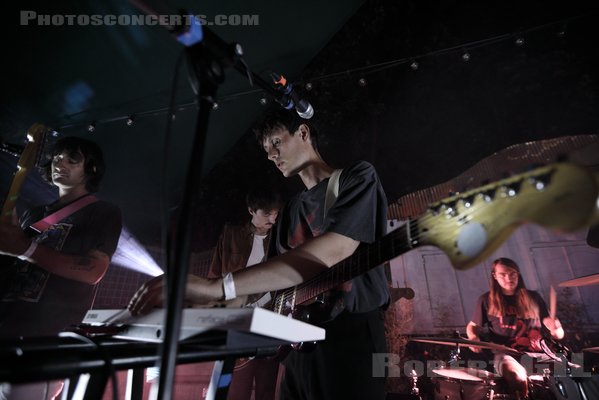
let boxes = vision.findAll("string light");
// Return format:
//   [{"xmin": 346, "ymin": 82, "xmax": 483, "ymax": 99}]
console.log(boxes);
[{"xmin": 49, "ymin": 15, "xmax": 586, "ymax": 133}]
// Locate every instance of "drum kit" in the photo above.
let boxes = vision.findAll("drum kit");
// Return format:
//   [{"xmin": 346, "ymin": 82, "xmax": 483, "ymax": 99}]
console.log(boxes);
[{"xmin": 408, "ymin": 273, "xmax": 599, "ymax": 400}]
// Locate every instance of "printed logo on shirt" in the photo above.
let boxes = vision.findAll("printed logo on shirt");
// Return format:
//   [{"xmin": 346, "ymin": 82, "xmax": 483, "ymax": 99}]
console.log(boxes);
[{"xmin": 1, "ymin": 223, "xmax": 72, "ymax": 303}]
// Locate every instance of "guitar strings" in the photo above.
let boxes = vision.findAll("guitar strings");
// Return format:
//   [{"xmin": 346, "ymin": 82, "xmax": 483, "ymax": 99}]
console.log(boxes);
[{"xmin": 272, "ymin": 168, "xmax": 560, "ymax": 311}]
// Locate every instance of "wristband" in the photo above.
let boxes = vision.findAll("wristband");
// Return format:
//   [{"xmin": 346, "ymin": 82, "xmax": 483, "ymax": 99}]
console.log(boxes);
[
  {"xmin": 18, "ymin": 241, "xmax": 38, "ymax": 260},
  {"xmin": 222, "ymin": 272, "xmax": 237, "ymax": 300}
]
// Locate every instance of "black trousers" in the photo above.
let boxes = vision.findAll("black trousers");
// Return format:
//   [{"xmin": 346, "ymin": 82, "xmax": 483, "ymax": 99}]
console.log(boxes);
[{"xmin": 280, "ymin": 308, "xmax": 387, "ymax": 400}]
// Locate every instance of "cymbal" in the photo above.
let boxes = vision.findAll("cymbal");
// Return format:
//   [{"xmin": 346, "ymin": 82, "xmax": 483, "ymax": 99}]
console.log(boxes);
[
  {"xmin": 558, "ymin": 273, "xmax": 599, "ymax": 287},
  {"xmin": 432, "ymin": 367, "xmax": 498, "ymax": 382},
  {"xmin": 411, "ymin": 337, "xmax": 521, "ymax": 355},
  {"xmin": 582, "ymin": 346, "xmax": 599, "ymax": 354}
]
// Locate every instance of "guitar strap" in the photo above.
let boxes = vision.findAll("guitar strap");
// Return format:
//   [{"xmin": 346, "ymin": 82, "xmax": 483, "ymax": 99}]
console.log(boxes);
[
  {"xmin": 29, "ymin": 194, "xmax": 98, "ymax": 233},
  {"xmin": 324, "ymin": 169, "xmax": 343, "ymax": 219}
]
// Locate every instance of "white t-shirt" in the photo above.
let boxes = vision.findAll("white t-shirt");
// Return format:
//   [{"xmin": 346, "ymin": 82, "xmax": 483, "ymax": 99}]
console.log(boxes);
[{"xmin": 246, "ymin": 233, "xmax": 267, "ymax": 267}]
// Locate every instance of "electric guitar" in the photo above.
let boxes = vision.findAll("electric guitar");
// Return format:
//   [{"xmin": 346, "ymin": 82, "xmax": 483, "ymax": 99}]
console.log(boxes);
[
  {"xmin": 0, "ymin": 124, "xmax": 49, "ymax": 296},
  {"xmin": 1, "ymin": 123, "xmax": 50, "ymax": 223},
  {"xmin": 269, "ymin": 163, "xmax": 598, "ymax": 324}
]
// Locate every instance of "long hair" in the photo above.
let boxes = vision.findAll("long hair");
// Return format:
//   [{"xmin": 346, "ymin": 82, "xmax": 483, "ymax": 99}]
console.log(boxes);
[{"xmin": 487, "ymin": 257, "xmax": 539, "ymax": 319}]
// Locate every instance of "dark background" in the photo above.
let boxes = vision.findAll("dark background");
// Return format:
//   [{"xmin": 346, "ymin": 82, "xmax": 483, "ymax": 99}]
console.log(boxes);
[{"xmin": 2, "ymin": 0, "xmax": 598, "ymax": 255}]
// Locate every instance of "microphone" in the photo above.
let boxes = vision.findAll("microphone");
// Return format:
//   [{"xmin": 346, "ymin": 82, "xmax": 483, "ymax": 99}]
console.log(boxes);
[{"xmin": 271, "ymin": 72, "xmax": 314, "ymax": 119}]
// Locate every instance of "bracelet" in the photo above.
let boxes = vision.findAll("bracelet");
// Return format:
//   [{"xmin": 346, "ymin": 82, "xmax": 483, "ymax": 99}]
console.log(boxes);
[
  {"xmin": 18, "ymin": 241, "xmax": 38, "ymax": 260},
  {"xmin": 222, "ymin": 272, "xmax": 237, "ymax": 301}
]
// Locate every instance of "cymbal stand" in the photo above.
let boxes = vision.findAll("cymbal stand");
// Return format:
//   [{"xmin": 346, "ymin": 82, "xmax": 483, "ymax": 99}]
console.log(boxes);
[
  {"xmin": 409, "ymin": 369, "xmax": 422, "ymax": 400},
  {"xmin": 448, "ymin": 331, "xmax": 463, "ymax": 366},
  {"xmin": 559, "ymin": 352, "xmax": 591, "ymax": 400}
]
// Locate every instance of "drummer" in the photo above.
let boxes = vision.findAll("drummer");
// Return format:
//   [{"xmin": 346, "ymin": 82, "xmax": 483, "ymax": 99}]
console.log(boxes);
[{"xmin": 466, "ymin": 257, "xmax": 564, "ymax": 399}]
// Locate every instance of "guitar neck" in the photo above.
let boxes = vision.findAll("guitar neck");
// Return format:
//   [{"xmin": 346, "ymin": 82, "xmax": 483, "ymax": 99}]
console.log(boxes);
[
  {"xmin": 1, "ymin": 168, "xmax": 31, "ymax": 224},
  {"xmin": 1, "ymin": 124, "xmax": 48, "ymax": 224},
  {"xmin": 271, "ymin": 162, "xmax": 598, "ymax": 312},
  {"xmin": 276, "ymin": 221, "xmax": 419, "ymax": 308}
]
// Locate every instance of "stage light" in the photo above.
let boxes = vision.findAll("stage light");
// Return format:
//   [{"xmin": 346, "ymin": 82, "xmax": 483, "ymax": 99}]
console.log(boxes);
[{"xmin": 111, "ymin": 227, "xmax": 163, "ymax": 277}]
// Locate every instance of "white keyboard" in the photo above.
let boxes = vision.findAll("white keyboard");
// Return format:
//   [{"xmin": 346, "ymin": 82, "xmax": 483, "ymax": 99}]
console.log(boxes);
[{"xmin": 82, "ymin": 308, "xmax": 326, "ymax": 344}]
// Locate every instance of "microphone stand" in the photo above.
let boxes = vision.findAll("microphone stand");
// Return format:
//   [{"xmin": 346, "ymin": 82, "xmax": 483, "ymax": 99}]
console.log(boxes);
[{"xmin": 129, "ymin": 2, "xmax": 296, "ymax": 399}]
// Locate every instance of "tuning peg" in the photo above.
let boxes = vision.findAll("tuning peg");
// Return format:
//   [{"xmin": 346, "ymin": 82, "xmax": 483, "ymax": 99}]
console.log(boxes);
[
  {"xmin": 442, "ymin": 201, "xmax": 458, "ymax": 217},
  {"xmin": 481, "ymin": 189, "xmax": 496, "ymax": 202},
  {"xmin": 461, "ymin": 194, "xmax": 476, "ymax": 208},
  {"xmin": 503, "ymin": 181, "xmax": 522, "ymax": 197}
]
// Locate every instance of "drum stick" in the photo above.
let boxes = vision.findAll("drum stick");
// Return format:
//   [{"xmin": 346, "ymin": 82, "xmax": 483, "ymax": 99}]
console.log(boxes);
[{"xmin": 549, "ymin": 285, "xmax": 556, "ymax": 320}]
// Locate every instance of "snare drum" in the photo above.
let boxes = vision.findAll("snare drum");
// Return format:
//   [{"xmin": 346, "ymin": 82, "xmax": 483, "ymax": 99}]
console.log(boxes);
[
  {"xmin": 431, "ymin": 376, "xmax": 492, "ymax": 400},
  {"xmin": 432, "ymin": 367, "xmax": 514, "ymax": 400}
]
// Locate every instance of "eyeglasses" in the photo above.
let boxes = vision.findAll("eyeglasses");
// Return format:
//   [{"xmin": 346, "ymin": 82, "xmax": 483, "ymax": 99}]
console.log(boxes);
[{"xmin": 495, "ymin": 271, "xmax": 518, "ymax": 279}]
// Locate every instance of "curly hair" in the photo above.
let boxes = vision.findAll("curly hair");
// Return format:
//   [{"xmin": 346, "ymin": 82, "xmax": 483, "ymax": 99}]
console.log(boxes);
[{"xmin": 43, "ymin": 136, "xmax": 105, "ymax": 192}]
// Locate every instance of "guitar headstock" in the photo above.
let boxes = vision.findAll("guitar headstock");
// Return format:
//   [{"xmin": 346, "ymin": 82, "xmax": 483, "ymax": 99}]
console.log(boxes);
[
  {"xmin": 417, "ymin": 163, "xmax": 598, "ymax": 270},
  {"xmin": 1, "ymin": 123, "xmax": 50, "ymax": 223},
  {"xmin": 18, "ymin": 123, "xmax": 50, "ymax": 171}
]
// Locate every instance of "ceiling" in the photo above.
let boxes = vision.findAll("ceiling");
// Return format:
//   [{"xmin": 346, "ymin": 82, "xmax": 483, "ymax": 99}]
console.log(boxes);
[{"xmin": 2, "ymin": 0, "xmax": 599, "ymax": 253}]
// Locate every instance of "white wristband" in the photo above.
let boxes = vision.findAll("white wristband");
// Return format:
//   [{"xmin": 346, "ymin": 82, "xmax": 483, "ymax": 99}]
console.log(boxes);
[
  {"xmin": 222, "ymin": 272, "xmax": 237, "ymax": 301},
  {"xmin": 18, "ymin": 241, "xmax": 38, "ymax": 260}
]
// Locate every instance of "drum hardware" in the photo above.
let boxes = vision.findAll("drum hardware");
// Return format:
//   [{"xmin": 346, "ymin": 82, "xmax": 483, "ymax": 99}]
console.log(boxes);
[{"xmin": 408, "ymin": 369, "xmax": 422, "ymax": 399}]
